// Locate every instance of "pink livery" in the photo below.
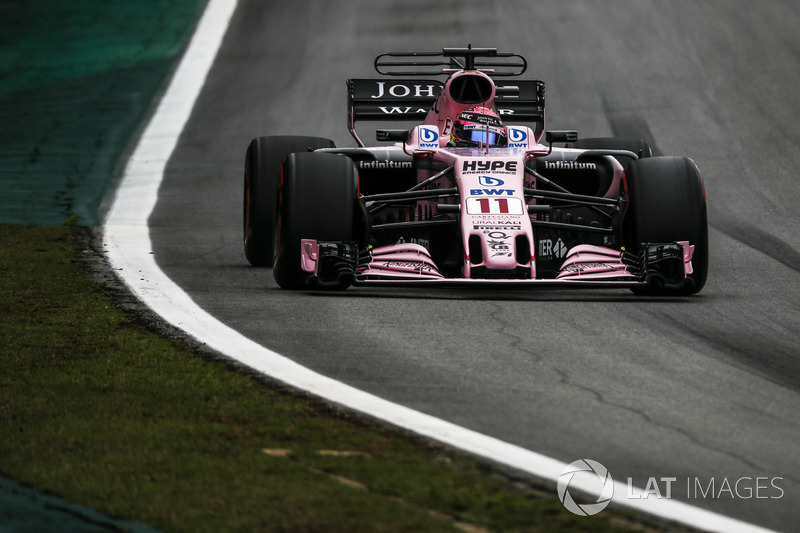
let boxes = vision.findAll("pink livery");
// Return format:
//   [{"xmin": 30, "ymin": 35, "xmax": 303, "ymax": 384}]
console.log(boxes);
[{"xmin": 244, "ymin": 47, "xmax": 707, "ymax": 295}]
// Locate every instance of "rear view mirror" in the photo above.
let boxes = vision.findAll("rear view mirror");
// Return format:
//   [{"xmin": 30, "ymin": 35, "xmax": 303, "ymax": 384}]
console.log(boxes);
[
  {"xmin": 495, "ymin": 85, "xmax": 520, "ymax": 97},
  {"xmin": 545, "ymin": 130, "xmax": 578, "ymax": 144},
  {"xmin": 376, "ymin": 129, "xmax": 409, "ymax": 142}
]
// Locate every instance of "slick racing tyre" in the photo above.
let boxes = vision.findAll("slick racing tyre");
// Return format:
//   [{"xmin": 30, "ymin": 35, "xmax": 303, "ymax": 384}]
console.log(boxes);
[
  {"xmin": 625, "ymin": 156, "xmax": 708, "ymax": 295},
  {"xmin": 243, "ymin": 135, "xmax": 335, "ymax": 266},
  {"xmin": 566, "ymin": 137, "xmax": 652, "ymax": 171},
  {"xmin": 273, "ymin": 152, "xmax": 359, "ymax": 290}
]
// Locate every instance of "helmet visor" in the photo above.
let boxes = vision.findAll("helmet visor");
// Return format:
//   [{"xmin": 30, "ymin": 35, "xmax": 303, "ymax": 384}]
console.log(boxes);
[{"xmin": 463, "ymin": 128, "xmax": 503, "ymax": 146}]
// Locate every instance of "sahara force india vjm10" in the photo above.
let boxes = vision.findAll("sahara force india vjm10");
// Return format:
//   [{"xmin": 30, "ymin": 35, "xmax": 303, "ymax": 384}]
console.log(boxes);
[{"xmin": 243, "ymin": 47, "xmax": 708, "ymax": 295}]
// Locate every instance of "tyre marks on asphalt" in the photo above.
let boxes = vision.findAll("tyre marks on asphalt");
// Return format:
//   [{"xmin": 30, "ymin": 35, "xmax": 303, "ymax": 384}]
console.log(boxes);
[
  {"xmin": 715, "ymin": 220, "xmax": 800, "ymax": 275},
  {"xmin": 602, "ymin": 95, "xmax": 662, "ymax": 157}
]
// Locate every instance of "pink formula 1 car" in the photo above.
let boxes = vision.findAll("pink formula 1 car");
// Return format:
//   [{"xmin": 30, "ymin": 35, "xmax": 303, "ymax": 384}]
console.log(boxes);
[{"xmin": 243, "ymin": 47, "xmax": 707, "ymax": 295}]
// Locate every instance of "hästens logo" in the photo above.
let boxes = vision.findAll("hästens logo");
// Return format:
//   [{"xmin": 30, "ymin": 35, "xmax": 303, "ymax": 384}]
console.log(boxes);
[
  {"xmin": 507, "ymin": 127, "xmax": 528, "ymax": 147},
  {"xmin": 418, "ymin": 126, "xmax": 439, "ymax": 148},
  {"xmin": 558, "ymin": 459, "xmax": 614, "ymax": 516},
  {"xmin": 478, "ymin": 176, "xmax": 505, "ymax": 187}
]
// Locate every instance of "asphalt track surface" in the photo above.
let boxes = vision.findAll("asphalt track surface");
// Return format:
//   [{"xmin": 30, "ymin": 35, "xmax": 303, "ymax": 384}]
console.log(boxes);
[{"xmin": 146, "ymin": 2, "xmax": 800, "ymax": 530}]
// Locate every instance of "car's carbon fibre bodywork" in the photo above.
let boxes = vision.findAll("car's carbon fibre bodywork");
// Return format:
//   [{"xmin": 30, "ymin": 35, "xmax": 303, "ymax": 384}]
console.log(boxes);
[{"xmin": 246, "ymin": 47, "xmax": 707, "ymax": 294}]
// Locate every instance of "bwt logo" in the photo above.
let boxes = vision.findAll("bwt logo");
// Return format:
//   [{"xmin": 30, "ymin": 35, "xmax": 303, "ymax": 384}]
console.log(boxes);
[
  {"xmin": 558, "ymin": 459, "xmax": 614, "ymax": 516},
  {"xmin": 469, "ymin": 188, "xmax": 515, "ymax": 196},
  {"xmin": 478, "ymin": 176, "xmax": 505, "ymax": 187},
  {"xmin": 507, "ymin": 127, "xmax": 528, "ymax": 147},
  {"xmin": 418, "ymin": 126, "xmax": 439, "ymax": 148}
]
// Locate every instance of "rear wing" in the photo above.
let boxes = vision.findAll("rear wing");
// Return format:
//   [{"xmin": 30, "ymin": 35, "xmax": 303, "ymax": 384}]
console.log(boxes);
[
  {"xmin": 347, "ymin": 78, "xmax": 546, "ymax": 146},
  {"xmin": 375, "ymin": 48, "xmax": 527, "ymax": 76},
  {"xmin": 348, "ymin": 79, "xmax": 442, "ymax": 121}
]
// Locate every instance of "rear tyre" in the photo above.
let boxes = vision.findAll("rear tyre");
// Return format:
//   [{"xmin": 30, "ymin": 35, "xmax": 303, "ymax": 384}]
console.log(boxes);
[
  {"xmin": 566, "ymin": 137, "xmax": 652, "ymax": 171},
  {"xmin": 243, "ymin": 135, "xmax": 335, "ymax": 266},
  {"xmin": 626, "ymin": 156, "xmax": 708, "ymax": 295},
  {"xmin": 273, "ymin": 152, "xmax": 359, "ymax": 290}
]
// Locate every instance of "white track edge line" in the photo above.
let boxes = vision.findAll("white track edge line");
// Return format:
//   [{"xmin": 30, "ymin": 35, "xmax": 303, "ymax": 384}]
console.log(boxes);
[{"xmin": 101, "ymin": 1, "xmax": 776, "ymax": 531}]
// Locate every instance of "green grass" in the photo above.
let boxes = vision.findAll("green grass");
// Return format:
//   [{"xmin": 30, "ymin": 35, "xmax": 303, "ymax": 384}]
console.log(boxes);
[{"xmin": 0, "ymin": 224, "xmax": 659, "ymax": 532}]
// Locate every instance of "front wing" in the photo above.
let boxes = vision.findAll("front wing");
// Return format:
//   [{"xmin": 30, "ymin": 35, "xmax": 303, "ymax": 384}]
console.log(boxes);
[{"xmin": 299, "ymin": 240, "xmax": 695, "ymax": 290}]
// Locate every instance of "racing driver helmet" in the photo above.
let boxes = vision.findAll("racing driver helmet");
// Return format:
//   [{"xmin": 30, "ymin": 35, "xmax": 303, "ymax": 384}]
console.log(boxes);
[{"xmin": 450, "ymin": 106, "xmax": 507, "ymax": 147}]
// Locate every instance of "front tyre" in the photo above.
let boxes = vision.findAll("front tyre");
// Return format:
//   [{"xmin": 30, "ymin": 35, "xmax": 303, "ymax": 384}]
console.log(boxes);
[
  {"xmin": 273, "ymin": 152, "xmax": 359, "ymax": 290},
  {"xmin": 243, "ymin": 135, "xmax": 335, "ymax": 266},
  {"xmin": 626, "ymin": 156, "xmax": 708, "ymax": 295}
]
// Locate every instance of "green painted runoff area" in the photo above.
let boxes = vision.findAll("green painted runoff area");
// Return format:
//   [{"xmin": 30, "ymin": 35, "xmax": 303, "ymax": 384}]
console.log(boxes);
[
  {"xmin": 0, "ymin": 0, "xmax": 206, "ymax": 226},
  {"xmin": 0, "ymin": 476, "xmax": 159, "ymax": 533}
]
